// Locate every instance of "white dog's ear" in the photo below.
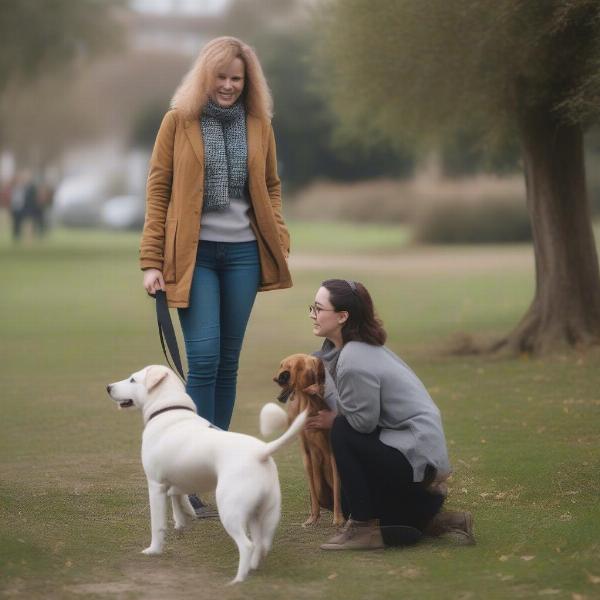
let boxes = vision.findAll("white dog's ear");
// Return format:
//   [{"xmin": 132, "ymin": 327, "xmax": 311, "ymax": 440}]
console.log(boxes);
[{"xmin": 146, "ymin": 367, "xmax": 168, "ymax": 392}]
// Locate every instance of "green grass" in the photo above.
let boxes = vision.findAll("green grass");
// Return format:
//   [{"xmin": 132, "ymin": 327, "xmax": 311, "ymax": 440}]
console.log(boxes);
[
  {"xmin": 288, "ymin": 220, "xmax": 412, "ymax": 253},
  {"xmin": 1, "ymin": 222, "xmax": 599, "ymax": 599}
]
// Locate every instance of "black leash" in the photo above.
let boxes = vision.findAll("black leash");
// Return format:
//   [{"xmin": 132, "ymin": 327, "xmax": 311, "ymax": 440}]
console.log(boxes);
[
  {"xmin": 152, "ymin": 290, "xmax": 223, "ymax": 431},
  {"xmin": 154, "ymin": 290, "xmax": 186, "ymax": 382}
]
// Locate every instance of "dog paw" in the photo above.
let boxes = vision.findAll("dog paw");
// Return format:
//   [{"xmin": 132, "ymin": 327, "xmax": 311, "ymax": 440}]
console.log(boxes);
[
  {"xmin": 302, "ymin": 516, "xmax": 320, "ymax": 528},
  {"xmin": 333, "ymin": 516, "xmax": 346, "ymax": 527},
  {"xmin": 141, "ymin": 546, "xmax": 162, "ymax": 555}
]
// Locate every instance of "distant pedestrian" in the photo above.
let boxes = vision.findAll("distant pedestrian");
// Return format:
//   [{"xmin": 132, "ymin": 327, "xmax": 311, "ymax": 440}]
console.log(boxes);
[
  {"xmin": 34, "ymin": 181, "xmax": 54, "ymax": 236},
  {"xmin": 10, "ymin": 171, "xmax": 37, "ymax": 242}
]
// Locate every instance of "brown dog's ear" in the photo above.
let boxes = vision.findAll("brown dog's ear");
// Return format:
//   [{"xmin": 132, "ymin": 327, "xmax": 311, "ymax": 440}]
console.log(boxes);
[
  {"xmin": 302, "ymin": 357, "xmax": 325, "ymax": 396},
  {"xmin": 316, "ymin": 357, "xmax": 326, "ymax": 384},
  {"xmin": 146, "ymin": 367, "xmax": 168, "ymax": 392},
  {"xmin": 302, "ymin": 383, "xmax": 321, "ymax": 396}
]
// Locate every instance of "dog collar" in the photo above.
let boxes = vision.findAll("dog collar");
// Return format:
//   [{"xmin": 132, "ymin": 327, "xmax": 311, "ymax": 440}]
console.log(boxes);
[{"xmin": 146, "ymin": 405, "xmax": 196, "ymax": 424}]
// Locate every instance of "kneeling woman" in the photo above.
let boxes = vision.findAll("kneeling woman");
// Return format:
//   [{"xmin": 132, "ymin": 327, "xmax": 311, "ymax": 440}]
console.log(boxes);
[{"xmin": 307, "ymin": 279, "xmax": 473, "ymax": 549}]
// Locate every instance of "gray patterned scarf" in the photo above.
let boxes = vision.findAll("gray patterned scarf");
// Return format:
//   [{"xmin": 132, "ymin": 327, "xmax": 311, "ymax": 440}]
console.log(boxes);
[{"xmin": 200, "ymin": 99, "xmax": 248, "ymax": 212}]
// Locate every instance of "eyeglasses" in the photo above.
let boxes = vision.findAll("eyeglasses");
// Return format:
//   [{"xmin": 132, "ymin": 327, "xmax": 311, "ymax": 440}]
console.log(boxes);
[{"xmin": 309, "ymin": 304, "xmax": 336, "ymax": 316}]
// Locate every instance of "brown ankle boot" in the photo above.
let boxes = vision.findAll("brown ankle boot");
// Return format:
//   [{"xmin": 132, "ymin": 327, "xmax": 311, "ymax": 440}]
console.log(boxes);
[
  {"xmin": 320, "ymin": 518, "xmax": 385, "ymax": 550},
  {"xmin": 425, "ymin": 510, "xmax": 475, "ymax": 545}
]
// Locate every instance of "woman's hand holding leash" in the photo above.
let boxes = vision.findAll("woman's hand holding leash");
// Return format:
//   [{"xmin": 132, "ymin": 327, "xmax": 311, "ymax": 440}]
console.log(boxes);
[{"xmin": 143, "ymin": 269, "xmax": 166, "ymax": 296}]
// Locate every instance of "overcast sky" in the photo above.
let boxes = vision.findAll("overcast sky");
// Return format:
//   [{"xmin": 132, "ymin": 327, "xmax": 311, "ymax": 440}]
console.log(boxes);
[{"xmin": 131, "ymin": 0, "xmax": 229, "ymax": 15}]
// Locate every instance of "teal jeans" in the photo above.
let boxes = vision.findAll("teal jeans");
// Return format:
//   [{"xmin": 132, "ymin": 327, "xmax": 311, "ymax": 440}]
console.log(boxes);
[{"xmin": 178, "ymin": 240, "xmax": 260, "ymax": 430}]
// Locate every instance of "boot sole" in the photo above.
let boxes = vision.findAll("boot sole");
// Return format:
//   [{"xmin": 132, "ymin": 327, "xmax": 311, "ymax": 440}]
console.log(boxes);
[{"xmin": 320, "ymin": 543, "xmax": 385, "ymax": 551}]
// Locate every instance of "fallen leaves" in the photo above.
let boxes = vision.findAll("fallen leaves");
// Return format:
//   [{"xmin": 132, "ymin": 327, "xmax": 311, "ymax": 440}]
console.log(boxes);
[
  {"xmin": 400, "ymin": 566, "xmax": 421, "ymax": 579},
  {"xmin": 586, "ymin": 571, "xmax": 600, "ymax": 584},
  {"xmin": 477, "ymin": 489, "xmax": 518, "ymax": 501},
  {"xmin": 386, "ymin": 566, "xmax": 421, "ymax": 579},
  {"xmin": 499, "ymin": 554, "xmax": 540, "ymax": 563}
]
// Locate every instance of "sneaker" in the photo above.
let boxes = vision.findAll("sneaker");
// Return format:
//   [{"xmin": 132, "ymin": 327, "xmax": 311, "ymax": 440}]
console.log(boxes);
[
  {"xmin": 425, "ymin": 510, "xmax": 475, "ymax": 545},
  {"xmin": 188, "ymin": 494, "xmax": 219, "ymax": 519},
  {"xmin": 320, "ymin": 518, "xmax": 385, "ymax": 550}
]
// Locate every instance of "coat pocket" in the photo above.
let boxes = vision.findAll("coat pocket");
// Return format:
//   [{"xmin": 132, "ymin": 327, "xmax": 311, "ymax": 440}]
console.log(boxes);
[{"xmin": 163, "ymin": 218, "xmax": 178, "ymax": 283}]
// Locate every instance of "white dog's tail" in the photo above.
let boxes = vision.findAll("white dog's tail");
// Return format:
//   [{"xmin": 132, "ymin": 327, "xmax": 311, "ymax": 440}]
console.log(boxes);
[
  {"xmin": 261, "ymin": 409, "xmax": 308, "ymax": 460},
  {"xmin": 260, "ymin": 402, "xmax": 289, "ymax": 437}
]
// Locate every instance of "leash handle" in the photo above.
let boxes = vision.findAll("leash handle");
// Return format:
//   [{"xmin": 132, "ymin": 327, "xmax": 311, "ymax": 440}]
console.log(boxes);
[{"xmin": 155, "ymin": 290, "xmax": 186, "ymax": 382}]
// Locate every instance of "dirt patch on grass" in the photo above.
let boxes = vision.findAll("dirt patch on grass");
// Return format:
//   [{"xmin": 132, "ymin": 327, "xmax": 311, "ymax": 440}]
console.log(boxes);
[
  {"xmin": 62, "ymin": 560, "xmax": 328, "ymax": 600},
  {"xmin": 64, "ymin": 563, "xmax": 239, "ymax": 600}
]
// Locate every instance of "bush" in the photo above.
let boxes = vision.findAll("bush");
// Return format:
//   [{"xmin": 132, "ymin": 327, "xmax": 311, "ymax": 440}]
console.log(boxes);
[
  {"xmin": 288, "ymin": 179, "xmax": 414, "ymax": 223},
  {"xmin": 414, "ymin": 196, "xmax": 531, "ymax": 244},
  {"xmin": 289, "ymin": 175, "xmax": 532, "ymax": 245}
]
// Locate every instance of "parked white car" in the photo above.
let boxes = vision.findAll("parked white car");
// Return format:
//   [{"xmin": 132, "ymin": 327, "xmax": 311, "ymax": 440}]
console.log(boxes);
[
  {"xmin": 101, "ymin": 195, "xmax": 146, "ymax": 230},
  {"xmin": 52, "ymin": 175, "xmax": 105, "ymax": 227}
]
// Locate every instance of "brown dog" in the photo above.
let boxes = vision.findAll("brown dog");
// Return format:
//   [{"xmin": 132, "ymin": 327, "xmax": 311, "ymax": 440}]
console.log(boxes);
[{"xmin": 274, "ymin": 353, "xmax": 345, "ymax": 527}]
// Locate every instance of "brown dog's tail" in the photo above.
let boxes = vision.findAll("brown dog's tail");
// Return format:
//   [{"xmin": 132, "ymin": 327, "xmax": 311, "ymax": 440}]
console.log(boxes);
[{"xmin": 261, "ymin": 409, "xmax": 308, "ymax": 461}]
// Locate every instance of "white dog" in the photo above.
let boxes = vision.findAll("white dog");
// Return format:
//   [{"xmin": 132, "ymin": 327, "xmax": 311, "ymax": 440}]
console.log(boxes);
[{"xmin": 106, "ymin": 365, "xmax": 306, "ymax": 584}]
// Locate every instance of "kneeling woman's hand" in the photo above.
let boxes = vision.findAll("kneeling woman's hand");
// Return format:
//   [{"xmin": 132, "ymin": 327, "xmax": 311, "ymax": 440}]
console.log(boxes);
[{"xmin": 305, "ymin": 410, "xmax": 336, "ymax": 431}]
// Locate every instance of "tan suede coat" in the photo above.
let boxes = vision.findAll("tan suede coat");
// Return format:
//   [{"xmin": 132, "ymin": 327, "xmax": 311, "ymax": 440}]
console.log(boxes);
[{"xmin": 140, "ymin": 109, "xmax": 292, "ymax": 308}]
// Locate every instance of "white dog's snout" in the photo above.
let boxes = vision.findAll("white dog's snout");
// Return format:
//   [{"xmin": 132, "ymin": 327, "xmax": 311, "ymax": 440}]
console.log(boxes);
[{"xmin": 106, "ymin": 384, "xmax": 113, "ymax": 394}]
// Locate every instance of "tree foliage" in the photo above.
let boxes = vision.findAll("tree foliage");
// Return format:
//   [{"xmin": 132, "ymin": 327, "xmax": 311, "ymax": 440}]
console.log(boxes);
[
  {"xmin": 0, "ymin": 0, "xmax": 124, "ymax": 93},
  {"xmin": 216, "ymin": 0, "xmax": 413, "ymax": 187},
  {"xmin": 315, "ymin": 0, "xmax": 600, "ymax": 147}
]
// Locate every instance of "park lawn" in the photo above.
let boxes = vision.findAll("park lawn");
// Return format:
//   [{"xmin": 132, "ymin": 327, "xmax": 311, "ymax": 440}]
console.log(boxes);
[{"xmin": 0, "ymin": 222, "xmax": 599, "ymax": 599}]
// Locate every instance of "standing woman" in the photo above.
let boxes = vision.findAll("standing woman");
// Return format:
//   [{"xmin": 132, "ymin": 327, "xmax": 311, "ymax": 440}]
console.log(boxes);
[
  {"xmin": 307, "ymin": 279, "xmax": 474, "ymax": 549},
  {"xmin": 140, "ymin": 37, "xmax": 291, "ymax": 431}
]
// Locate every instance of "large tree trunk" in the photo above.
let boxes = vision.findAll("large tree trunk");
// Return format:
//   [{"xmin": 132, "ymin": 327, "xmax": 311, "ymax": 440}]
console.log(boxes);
[{"xmin": 493, "ymin": 111, "xmax": 600, "ymax": 354}]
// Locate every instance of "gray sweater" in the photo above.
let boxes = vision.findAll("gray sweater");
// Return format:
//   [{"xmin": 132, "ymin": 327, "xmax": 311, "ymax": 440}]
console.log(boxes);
[
  {"xmin": 199, "ymin": 191, "xmax": 256, "ymax": 242},
  {"xmin": 317, "ymin": 340, "xmax": 451, "ymax": 482}
]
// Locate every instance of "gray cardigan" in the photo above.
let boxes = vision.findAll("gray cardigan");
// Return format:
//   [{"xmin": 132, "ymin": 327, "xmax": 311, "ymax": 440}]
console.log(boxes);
[{"xmin": 316, "ymin": 340, "xmax": 451, "ymax": 482}]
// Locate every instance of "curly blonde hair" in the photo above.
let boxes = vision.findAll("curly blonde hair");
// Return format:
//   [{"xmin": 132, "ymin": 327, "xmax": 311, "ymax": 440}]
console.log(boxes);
[{"xmin": 170, "ymin": 36, "xmax": 273, "ymax": 121}]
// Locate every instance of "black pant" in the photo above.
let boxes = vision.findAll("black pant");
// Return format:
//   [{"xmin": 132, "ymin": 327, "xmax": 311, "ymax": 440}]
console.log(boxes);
[{"xmin": 331, "ymin": 415, "xmax": 444, "ymax": 532}]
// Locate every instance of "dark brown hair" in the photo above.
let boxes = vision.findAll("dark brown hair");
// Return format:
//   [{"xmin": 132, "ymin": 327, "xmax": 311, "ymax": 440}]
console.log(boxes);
[{"xmin": 321, "ymin": 279, "xmax": 387, "ymax": 346}]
